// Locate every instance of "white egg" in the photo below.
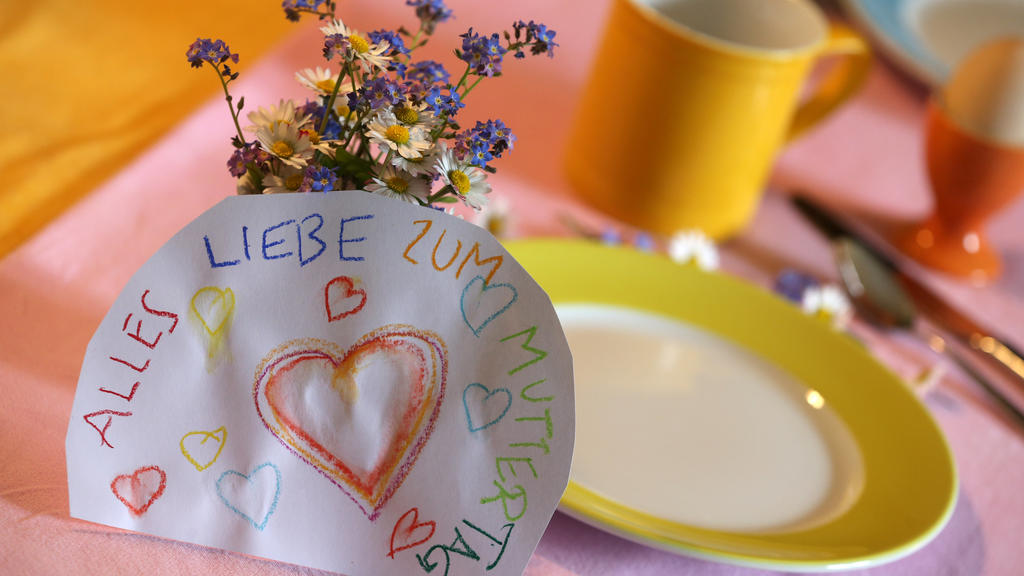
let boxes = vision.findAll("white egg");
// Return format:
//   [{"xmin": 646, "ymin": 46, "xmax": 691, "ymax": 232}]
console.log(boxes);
[{"xmin": 943, "ymin": 37, "xmax": 1024, "ymax": 146}]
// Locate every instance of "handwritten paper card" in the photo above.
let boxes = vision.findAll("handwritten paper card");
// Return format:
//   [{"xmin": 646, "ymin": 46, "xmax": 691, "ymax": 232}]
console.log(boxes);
[{"xmin": 66, "ymin": 192, "xmax": 574, "ymax": 575}]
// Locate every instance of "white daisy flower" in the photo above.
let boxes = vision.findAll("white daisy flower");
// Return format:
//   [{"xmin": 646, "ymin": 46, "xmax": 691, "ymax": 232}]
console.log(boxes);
[
  {"xmin": 236, "ymin": 172, "xmax": 260, "ymax": 195},
  {"xmin": 668, "ymin": 229, "xmax": 719, "ymax": 271},
  {"xmin": 320, "ymin": 18, "xmax": 391, "ymax": 72},
  {"xmin": 364, "ymin": 165, "xmax": 429, "ymax": 204},
  {"xmin": 391, "ymin": 145, "xmax": 438, "ymax": 176},
  {"xmin": 392, "ymin": 100, "xmax": 439, "ymax": 131},
  {"xmin": 435, "ymin": 142, "xmax": 491, "ymax": 210},
  {"xmin": 801, "ymin": 284, "xmax": 852, "ymax": 330},
  {"xmin": 256, "ymin": 121, "xmax": 314, "ymax": 168},
  {"xmin": 366, "ymin": 110, "xmax": 431, "ymax": 159},
  {"xmin": 245, "ymin": 99, "xmax": 307, "ymax": 133},
  {"xmin": 299, "ymin": 125, "xmax": 336, "ymax": 155},
  {"xmin": 333, "ymin": 98, "xmax": 360, "ymax": 129},
  {"xmin": 473, "ymin": 196, "xmax": 512, "ymax": 237},
  {"xmin": 262, "ymin": 165, "xmax": 307, "ymax": 194},
  {"xmin": 295, "ymin": 67, "xmax": 340, "ymax": 96}
]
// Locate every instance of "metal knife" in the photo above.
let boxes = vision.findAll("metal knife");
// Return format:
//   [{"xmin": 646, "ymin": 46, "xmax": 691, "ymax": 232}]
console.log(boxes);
[{"xmin": 791, "ymin": 194, "xmax": 1024, "ymax": 385}]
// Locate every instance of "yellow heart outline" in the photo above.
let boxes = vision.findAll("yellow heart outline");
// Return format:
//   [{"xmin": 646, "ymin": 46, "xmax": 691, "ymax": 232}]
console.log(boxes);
[
  {"xmin": 180, "ymin": 426, "xmax": 228, "ymax": 471},
  {"xmin": 191, "ymin": 287, "xmax": 235, "ymax": 337}
]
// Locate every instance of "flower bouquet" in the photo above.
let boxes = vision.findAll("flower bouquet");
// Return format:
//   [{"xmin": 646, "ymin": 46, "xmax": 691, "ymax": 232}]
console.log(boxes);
[{"xmin": 186, "ymin": 0, "xmax": 557, "ymax": 210}]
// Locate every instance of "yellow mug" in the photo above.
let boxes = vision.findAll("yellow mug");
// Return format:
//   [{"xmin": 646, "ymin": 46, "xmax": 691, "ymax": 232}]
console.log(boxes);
[{"xmin": 566, "ymin": 0, "xmax": 871, "ymax": 238}]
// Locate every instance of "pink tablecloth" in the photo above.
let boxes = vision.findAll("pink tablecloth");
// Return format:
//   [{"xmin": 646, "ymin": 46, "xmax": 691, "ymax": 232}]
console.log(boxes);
[{"xmin": 4, "ymin": 1, "xmax": 1024, "ymax": 574}]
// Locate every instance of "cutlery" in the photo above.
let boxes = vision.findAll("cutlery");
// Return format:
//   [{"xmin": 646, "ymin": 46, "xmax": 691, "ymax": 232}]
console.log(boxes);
[
  {"xmin": 835, "ymin": 237, "xmax": 1024, "ymax": 429},
  {"xmin": 791, "ymin": 195, "xmax": 1024, "ymax": 385}
]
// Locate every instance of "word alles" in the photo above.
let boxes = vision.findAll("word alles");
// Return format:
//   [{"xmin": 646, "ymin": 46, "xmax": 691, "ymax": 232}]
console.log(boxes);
[{"xmin": 83, "ymin": 289, "xmax": 178, "ymax": 449}]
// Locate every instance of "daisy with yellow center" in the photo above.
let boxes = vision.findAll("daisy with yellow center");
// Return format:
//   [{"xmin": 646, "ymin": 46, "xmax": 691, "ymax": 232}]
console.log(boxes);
[
  {"xmin": 435, "ymin": 142, "xmax": 491, "ymax": 210},
  {"xmin": 245, "ymin": 99, "xmax": 306, "ymax": 133},
  {"xmin": 365, "ymin": 110, "xmax": 431, "ymax": 159},
  {"xmin": 668, "ymin": 229, "xmax": 719, "ymax": 271},
  {"xmin": 392, "ymin": 100, "xmax": 439, "ymax": 131},
  {"xmin": 320, "ymin": 19, "xmax": 391, "ymax": 72},
  {"xmin": 364, "ymin": 165, "xmax": 429, "ymax": 204},
  {"xmin": 391, "ymin": 146, "xmax": 438, "ymax": 177},
  {"xmin": 333, "ymin": 99, "xmax": 359, "ymax": 128},
  {"xmin": 801, "ymin": 285, "xmax": 852, "ymax": 330},
  {"xmin": 262, "ymin": 165, "xmax": 308, "ymax": 194},
  {"xmin": 256, "ymin": 121, "xmax": 314, "ymax": 168},
  {"xmin": 299, "ymin": 126, "xmax": 337, "ymax": 155},
  {"xmin": 473, "ymin": 196, "xmax": 512, "ymax": 237},
  {"xmin": 295, "ymin": 67, "xmax": 340, "ymax": 96}
]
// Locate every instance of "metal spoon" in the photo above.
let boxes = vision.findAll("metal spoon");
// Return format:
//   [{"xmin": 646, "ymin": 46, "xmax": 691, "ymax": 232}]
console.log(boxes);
[{"xmin": 834, "ymin": 237, "xmax": 1024, "ymax": 428}]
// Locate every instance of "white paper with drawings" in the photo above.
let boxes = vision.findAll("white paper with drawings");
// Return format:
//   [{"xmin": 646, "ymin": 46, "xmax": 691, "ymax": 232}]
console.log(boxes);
[{"xmin": 66, "ymin": 191, "xmax": 574, "ymax": 576}]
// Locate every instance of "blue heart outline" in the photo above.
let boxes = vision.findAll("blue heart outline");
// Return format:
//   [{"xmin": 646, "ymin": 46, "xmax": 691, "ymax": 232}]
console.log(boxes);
[
  {"xmin": 460, "ymin": 275, "xmax": 518, "ymax": 338},
  {"xmin": 216, "ymin": 461, "xmax": 282, "ymax": 531},
  {"xmin": 463, "ymin": 382, "xmax": 513, "ymax": 433}
]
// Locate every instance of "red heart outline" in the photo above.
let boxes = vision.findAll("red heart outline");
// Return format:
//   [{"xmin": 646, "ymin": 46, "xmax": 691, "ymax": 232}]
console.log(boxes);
[
  {"xmin": 111, "ymin": 465, "xmax": 166, "ymax": 516},
  {"xmin": 325, "ymin": 276, "xmax": 367, "ymax": 322},
  {"xmin": 388, "ymin": 507, "xmax": 436, "ymax": 558}
]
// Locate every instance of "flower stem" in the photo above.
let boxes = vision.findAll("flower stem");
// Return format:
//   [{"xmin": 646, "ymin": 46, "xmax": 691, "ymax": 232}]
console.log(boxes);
[
  {"xmin": 213, "ymin": 65, "xmax": 246, "ymax": 144},
  {"xmin": 460, "ymin": 77, "xmax": 484, "ymax": 99},
  {"xmin": 428, "ymin": 184, "xmax": 455, "ymax": 203},
  {"xmin": 453, "ymin": 65, "xmax": 471, "ymax": 91},
  {"xmin": 319, "ymin": 59, "xmax": 351, "ymax": 134}
]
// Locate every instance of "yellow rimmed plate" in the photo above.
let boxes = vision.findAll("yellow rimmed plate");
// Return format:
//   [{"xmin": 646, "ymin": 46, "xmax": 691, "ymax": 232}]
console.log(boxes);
[{"xmin": 506, "ymin": 239, "xmax": 957, "ymax": 572}]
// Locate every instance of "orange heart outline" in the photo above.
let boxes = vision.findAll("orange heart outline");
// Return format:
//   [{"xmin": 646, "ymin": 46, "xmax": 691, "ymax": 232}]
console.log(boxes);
[{"xmin": 253, "ymin": 325, "xmax": 447, "ymax": 521}]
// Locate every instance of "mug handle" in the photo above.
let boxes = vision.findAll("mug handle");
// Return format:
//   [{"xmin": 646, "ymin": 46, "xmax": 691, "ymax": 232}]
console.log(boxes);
[{"xmin": 785, "ymin": 23, "xmax": 872, "ymax": 142}]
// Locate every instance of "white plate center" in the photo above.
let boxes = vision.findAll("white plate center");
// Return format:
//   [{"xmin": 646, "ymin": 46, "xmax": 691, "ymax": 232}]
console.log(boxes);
[{"xmin": 560, "ymin": 304, "xmax": 864, "ymax": 533}]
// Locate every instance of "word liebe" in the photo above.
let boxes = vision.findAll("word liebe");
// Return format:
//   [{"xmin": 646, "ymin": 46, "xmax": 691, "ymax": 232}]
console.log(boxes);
[{"xmin": 203, "ymin": 213, "xmax": 375, "ymax": 268}]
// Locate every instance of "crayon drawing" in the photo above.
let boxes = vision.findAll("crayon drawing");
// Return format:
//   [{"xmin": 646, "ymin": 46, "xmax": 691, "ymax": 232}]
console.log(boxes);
[{"xmin": 253, "ymin": 325, "xmax": 448, "ymax": 521}]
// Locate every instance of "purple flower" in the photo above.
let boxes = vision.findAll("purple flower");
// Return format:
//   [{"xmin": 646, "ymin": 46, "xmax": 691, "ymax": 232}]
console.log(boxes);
[
  {"xmin": 407, "ymin": 60, "xmax": 450, "ymax": 85},
  {"xmin": 352, "ymin": 77, "xmax": 404, "ymax": 110},
  {"xmin": 323, "ymin": 33, "xmax": 349, "ymax": 60},
  {"xmin": 369, "ymin": 29, "xmax": 409, "ymax": 57},
  {"xmin": 466, "ymin": 142, "xmax": 493, "ymax": 168},
  {"xmin": 773, "ymin": 269, "xmax": 820, "ymax": 303},
  {"xmin": 458, "ymin": 29, "xmax": 506, "ymax": 77},
  {"xmin": 512, "ymin": 20, "xmax": 558, "ymax": 58},
  {"xmin": 282, "ymin": 0, "xmax": 328, "ymax": 22},
  {"xmin": 389, "ymin": 61, "xmax": 409, "ymax": 79},
  {"xmin": 186, "ymin": 38, "xmax": 239, "ymax": 69},
  {"xmin": 406, "ymin": 0, "xmax": 453, "ymax": 33},
  {"xmin": 633, "ymin": 233, "xmax": 655, "ymax": 251},
  {"xmin": 424, "ymin": 85, "xmax": 464, "ymax": 116},
  {"xmin": 455, "ymin": 119, "xmax": 515, "ymax": 167},
  {"xmin": 226, "ymin": 142, "xmax": 269, "ymax": 178},
  {"xmin": 600, "ymin": 227, "xmax": 622, "ymax": 245},
  {"xmin": 306, "ymin": 165, "xmax": 338, "ymax": 192}
]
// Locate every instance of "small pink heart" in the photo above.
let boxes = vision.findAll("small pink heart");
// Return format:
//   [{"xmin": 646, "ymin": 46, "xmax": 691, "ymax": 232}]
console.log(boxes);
[
  {"xmin": 111, "ymin": 465, "xmax": 166, "ymax": 516},
  {"xmin": 325, "ymin": 276, "xmax": 367, "ymax": 322}
]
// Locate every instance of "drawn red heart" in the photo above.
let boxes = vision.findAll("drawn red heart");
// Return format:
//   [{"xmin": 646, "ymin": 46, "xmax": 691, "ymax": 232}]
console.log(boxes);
[
  {"xmin": 388, "ymin": 507, "xmax": 436, "ymax": 558},
  {"xmin": 254, "ymin": 325, "xmax": 447, "ymax": 521},
  {"xmin": 325, "ymin": 276, "xmax": 367, "ymax": 322},
  {"xmin": 111, "ymin": 465, "xmax": 166, "ymax": 516}
]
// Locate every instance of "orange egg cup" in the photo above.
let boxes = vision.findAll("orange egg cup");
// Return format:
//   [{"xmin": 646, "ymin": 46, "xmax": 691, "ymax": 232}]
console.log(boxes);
[{"xmin": 900, "ymin": 100, "xmax": 1024, "ymax": 282}]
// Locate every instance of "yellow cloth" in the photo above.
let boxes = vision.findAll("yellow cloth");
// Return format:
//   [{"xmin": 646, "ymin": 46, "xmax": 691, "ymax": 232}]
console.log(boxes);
[{"xmin": 0, "ymin": 1, "xmax": 295, "ymax": 258}]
